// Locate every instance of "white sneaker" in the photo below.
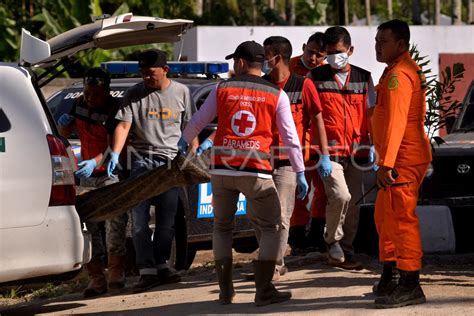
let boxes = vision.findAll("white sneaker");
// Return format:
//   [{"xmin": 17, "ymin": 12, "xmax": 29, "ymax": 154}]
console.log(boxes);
[{"xmin": 327, "ymin": 242, "xmax": 345, "ymax": 263}]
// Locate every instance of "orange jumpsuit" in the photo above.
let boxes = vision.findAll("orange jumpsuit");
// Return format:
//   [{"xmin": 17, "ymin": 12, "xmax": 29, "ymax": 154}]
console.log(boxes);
[{"xmin": 372, "ymin": 51, "xmax": 432, "ymax": 271}]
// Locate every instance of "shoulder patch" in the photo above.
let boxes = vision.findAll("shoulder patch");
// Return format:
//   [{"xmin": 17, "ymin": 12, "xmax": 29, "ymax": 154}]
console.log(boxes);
[{"xmin": 388, "ymin": 75, "xmax": 399, "ymax": 90}]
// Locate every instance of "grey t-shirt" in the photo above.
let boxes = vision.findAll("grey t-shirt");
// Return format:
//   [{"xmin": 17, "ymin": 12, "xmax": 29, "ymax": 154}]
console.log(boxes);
[{"xmin": 116, "ymin": 80, "xmax": 196, "ymax": 159}]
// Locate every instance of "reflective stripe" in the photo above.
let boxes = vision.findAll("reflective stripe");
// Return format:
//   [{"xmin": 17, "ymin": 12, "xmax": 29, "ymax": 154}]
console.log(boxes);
[
  {"xmin": 219, "ymin": 80, "xmax": 280, "ymax": 96},
  {"xmin": 315, "ymin": 81, "xmax": 367, "ymax": 92},
  {"xmin": 286, "ymin": 91, "xmax": 302, "ymax": 103},
  {"xmin": 213, "ymin": 147, "xmax": 271, "ymax": 160},
  {"xmin": 75, "ymin": 106, "xmax": 108, "ymax": 123}
]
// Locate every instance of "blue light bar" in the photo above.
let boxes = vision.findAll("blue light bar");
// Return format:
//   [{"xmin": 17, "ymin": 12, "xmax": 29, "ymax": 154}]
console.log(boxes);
[{"xmin": 101, "ymin": 61, "xmax": 229, "ymax": 76}]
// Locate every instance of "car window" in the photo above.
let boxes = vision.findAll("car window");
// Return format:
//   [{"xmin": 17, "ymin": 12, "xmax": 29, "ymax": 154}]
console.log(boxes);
[
  {"xmin": 456, "ymin": 84, "xmax": 474, "ymax": 131},
  {"xmin": 0, "ymin": 109, "xmax": 11, "ymax": 132}
]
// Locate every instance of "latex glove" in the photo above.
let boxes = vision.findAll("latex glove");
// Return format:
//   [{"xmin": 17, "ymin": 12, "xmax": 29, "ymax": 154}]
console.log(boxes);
[
  {"xmin": 177, "ymin": 137, "xmax": 188, "ymax": 156},
  {"xmin": 196, "ymin": 138, "xmax": 213, "ymax": 156},
  {"xmin": 369, "ymin": 145, "xmax": 379, "ymax": 171},
  {"xmin": 317, "ymin": 155, "xmax": 332, "ymax": 178},
  {"xmin": 296, "ymin": 171, "xmax": 309, "ymax": 200},
  {"xmin": 107, "ymin": 152, "xmax": 120, "ymax": 177},
  {"xmin": 368, "ymin": 145, "xmax": 376, "ymax": 163},
  {"xmin": 75, "ymin": 159, "xmax": 97, "ymax": 178},
  {"xmin": 58, "ymin": 113, "xmax": 74, "ymax": 127}
]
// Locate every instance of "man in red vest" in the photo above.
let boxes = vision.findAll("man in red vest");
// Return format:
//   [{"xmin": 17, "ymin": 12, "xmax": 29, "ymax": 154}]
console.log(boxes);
[
  {"xmin": 58, "ymin": 68, "xmax": 128, "ymax": 297},
  {"xmin": 178, "ymin": 41, "xmax": 308, "ymax": 306},
  {"xmin": 288, "ymin": 32, "xmax": 329, "ymax": 255},
  {"xmin": 308, "ymin": 26, "xmax": 377, "ymax": 270},
  {"xmin": 261, "ymin": 36, "xmax": 330, "ymax": 279}
]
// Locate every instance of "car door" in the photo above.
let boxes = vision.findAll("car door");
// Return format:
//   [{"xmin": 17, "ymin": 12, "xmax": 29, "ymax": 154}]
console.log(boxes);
[{"xmin": 20, "ymin": 13, "xmax": 193, "ymax": 66}]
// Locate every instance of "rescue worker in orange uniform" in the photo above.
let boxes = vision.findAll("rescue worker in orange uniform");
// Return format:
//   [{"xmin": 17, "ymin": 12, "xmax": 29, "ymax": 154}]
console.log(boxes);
[
  {"xmin": 58, "ymin": 68, "xmax": 128, "ymax": 298},
  {"xmin": 178, "ymin": 41, "xmax": 308, "ymax": 306},
  {"xmin": 288, "ymin": 32, "xmax": 329, "ymax": 254},
  {"xmin": 261, "ymin": 36, "xmax": 330, "ymax": 279},
  {"xmin": 308, "ymin": 26, "xmax": 377, "ymax": 270},
  {"xmin": 372, "ymin": 19, "xmax": 431, "ymax": 309}
]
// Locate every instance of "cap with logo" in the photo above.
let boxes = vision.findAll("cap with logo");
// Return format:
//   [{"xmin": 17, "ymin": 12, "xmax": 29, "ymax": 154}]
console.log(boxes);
[
  {"xmin": 225, "ymin": 41, "xmax": 265, "ymax": 63},
  {"xmin": 138, "ymin": 49, "xmax": 168, "ymax": 68},
  {"xmin": 84, "ymin": 67, "xmax": 110, "ymax": 88}
]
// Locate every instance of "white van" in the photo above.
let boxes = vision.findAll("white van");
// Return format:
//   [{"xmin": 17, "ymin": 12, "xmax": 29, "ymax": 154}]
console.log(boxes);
[{"xmin": 0, "ymin": 14, "xmax": 192, "ymax": 284}]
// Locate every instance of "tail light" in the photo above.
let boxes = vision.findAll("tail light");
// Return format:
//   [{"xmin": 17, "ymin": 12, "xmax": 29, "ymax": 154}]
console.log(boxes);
[{"xmin": 47, "ymin": 134, "xmax": 76, "ymax": 206}]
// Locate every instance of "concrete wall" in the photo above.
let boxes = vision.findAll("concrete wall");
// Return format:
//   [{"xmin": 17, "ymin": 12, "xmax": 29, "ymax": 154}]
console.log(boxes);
[{"xmin": 174, "ymin": 26, "xmax": 474, "ymax": 82}]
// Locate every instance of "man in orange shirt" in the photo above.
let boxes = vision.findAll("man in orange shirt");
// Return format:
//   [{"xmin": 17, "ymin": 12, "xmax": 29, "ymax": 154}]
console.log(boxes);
[{"xmin": 372, "ymin": 19, "xmax": 432, "ymax": 308}]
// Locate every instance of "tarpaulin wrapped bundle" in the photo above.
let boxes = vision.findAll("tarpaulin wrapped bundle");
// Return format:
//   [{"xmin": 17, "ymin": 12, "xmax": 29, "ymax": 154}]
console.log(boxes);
[{"xmin": 75, "ymin": 154, "xmax": 211, "ymax": 222}]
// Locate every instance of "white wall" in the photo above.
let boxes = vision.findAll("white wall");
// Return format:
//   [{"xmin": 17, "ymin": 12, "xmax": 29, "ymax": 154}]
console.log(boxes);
[{"xmin": 175, "ymin": 25, "xmax": 474, "ymax": 81}]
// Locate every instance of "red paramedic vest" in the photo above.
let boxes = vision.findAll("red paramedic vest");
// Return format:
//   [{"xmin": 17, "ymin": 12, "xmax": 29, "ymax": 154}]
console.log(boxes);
[
  {"xmin": 73, "ymin": 96, "xmax": 117, "ymax": 173},
  {"xmin": 264, "ymin": 73, "xmax": 306, "ymax": 162},
  {"xmin": 213, "ymin": 74, "xmax": 281, "ymax": 174},
  {"xmin": 310, "ymin": 64, "xmax": 371, "ymax": 158}
]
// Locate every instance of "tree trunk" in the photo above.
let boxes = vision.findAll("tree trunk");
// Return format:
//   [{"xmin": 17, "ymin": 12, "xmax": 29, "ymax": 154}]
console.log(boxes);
[
  {"xmin": 337, "ymin": 0, "xmax": 347, "ymax": 25},
  {"xmin": 252, "ymin": 0, "xmax": 257, "ymax": 25},
  {"xmin": 195, "ymin": 0, "xmax": 203, "ymax": 16},
  {"xmin": 387, "ymin": 0, "xmax": 393, "ymax": 20},
  {"xmin": 366, "ymin": 0, "xmax": 372, "ymax": 25},
  {"xmin": 412, "ymin": 0, "xmax": 422, "ymax": 25},
  {"xmin": 268, "ymin": 0, "xmax": 275, "ymax": 10},
  {"xmin": 469, "ymin": 0, "xmax": 474, "ymax": 24},
  {"xmin": 435, "ymin": 0, "xmax": 441, "ymax": 25},
  {"xmin": 286, "ymin": 0, "xmax": 295, "ymax": 26},
  {"xmin": 452, "ymin": 0, "xmax": 462, "ymax": 24}
]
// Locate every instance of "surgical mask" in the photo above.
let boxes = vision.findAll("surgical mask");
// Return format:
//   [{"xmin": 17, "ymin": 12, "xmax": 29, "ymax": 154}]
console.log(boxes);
[
  {"xmin": 262, "ymin": 56, "xmax": 277, "ymax": 75},
  {"xmin": 327, "ymin": 52, "xmax": 349, "ymax": 70}
]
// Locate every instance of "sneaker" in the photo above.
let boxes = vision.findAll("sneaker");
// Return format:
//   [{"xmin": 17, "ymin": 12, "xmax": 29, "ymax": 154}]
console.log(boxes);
[
  {"xmin": 131, "ymin": 275, "xmax": 161, "ymax": 293},
  {"xmin": 157, "ymin": 268, "xmax": 181, "ymax": 285},
  {"xmin": 327, "ymin": 242, "xmax": 345, "ymax": 263}
]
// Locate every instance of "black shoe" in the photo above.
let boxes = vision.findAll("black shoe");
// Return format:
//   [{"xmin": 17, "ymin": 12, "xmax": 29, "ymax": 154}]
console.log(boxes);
[
  {"xmin": 131, "ymin": 275, "xmax": 161, "ymax": 293},
  {"xmin": 328, "ymin": 257, "xmax": 363, "ymax": 270},
  {"xmin": 375, "ymin": 270, "xmax": 426, "ymax": 309},
  {"xmin": 157, "ymin": 268, "xmax": 181, "ymax": 285},
  {"xmin": 373, "ymin": 261, "xmax": 400, "ymax": 297}
]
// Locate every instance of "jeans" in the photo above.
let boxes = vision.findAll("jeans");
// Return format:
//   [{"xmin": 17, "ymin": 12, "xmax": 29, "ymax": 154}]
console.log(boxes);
[
  {"xmin": 80, "ymin": 175, "xmax": 128, "ymax": 261},
  {"xmin": 130, "ymin": 156, "xmax": 179, "ymax": 275}
]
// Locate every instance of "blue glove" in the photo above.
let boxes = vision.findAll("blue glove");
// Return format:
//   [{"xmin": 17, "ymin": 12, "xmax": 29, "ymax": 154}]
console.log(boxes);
[
  {"xmin": 369, "ymin": 145, "xmax": 379, "ymax": 171},
  {"xmin": 177, "ymin": 137, "xmax": 188, "ymax": 156},
  {"xmin": 317, "ymin": 155, "xmax": 332, "ymax": 178},
  {"xmin": 58, "ymin": 113, "xmax": 74, "ymax": 127},
  {"xmin": 369, "ymin": 145, "xmax": 376, "ymax": 163},
  {"xmin": 296, "ymin": 171, "xmax": 309, "ymax": 200},
  {"xmin": 75, "ymin": 159, "xmax": 97, "ymax": 178},
  {"xmin": 107, "ymin": 152, "xmax": 120, "ymax": 177},
  {"xmin": 196, "ymin": 138, "xmax": 213, "ymax": 156}
]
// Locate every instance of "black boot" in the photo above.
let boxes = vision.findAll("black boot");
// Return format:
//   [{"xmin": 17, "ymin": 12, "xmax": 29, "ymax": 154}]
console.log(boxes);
[
  {"xmin": 307, "ymin": 217, "xmax": 326, "ymax": 252},
  {"xmin": 215, "ymin": 258, "xmax": 235, "ymax": 305},
  {"xmin": 289, "ymin": 225, "xmax": 307, "ymax": 255},
  {"xmin": 373, "ymin": 261, "xmax": 400, "ymax": 296},
  {"xmin": 254, "ymin": 260, "xmax": 291, "ymax": 306},
  {"xmin": 375, "ymin": 270, "xmax": 426, "ymax": 308}
]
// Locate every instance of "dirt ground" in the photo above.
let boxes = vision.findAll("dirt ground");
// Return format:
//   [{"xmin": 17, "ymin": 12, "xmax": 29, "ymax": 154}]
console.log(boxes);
[{"xmin": 1, "ymin": 250, "xmax": 473, "ymax": 315}]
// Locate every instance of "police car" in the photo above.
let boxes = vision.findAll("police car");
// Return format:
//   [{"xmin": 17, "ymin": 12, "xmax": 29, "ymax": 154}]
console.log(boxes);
[
  {"xmin": 0, "ymin": 13, "xmax": 207, "ymax": 284},
  {"xmin": 47, "ymin": 61, "xmax": 259, "ymax": 270}
]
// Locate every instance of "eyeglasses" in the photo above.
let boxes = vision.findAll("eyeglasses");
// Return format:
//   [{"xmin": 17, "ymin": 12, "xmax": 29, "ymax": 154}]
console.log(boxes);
[{"xmin": 84, "ymin": 76, "xmax": 107, "ymax": 86}]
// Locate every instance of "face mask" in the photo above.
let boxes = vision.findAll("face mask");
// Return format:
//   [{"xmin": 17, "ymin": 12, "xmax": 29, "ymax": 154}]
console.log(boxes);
[
  {"xmin": 327, "ymin": 52, "xmax": 349, "ymax": 70},
  {"xmin": 262, "ymin": 56, "xmax": 277, "ymax": 75}
]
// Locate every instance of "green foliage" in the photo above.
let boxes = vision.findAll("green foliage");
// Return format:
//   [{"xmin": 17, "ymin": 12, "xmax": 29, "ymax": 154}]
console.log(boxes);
[
  {"xmin": 0, "ymin": 4, "xmax": 18, "ymax": 61},
  {"xmin": 410, "ymin": 45, "xmax": 465, "ymax": 140}
]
